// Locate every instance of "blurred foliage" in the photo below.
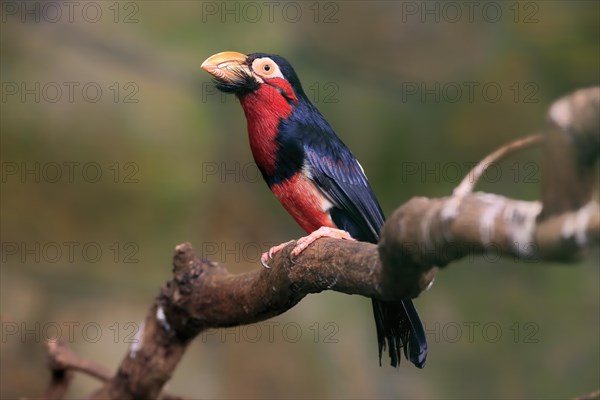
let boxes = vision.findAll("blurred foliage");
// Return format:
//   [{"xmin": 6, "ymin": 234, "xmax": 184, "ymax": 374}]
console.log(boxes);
[{"xmin": 1, "ymin": 1, "xmax": 599, "ymax": 399}]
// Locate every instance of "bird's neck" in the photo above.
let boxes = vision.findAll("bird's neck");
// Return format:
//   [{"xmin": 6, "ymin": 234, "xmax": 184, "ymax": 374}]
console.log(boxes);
[{"xmin": 239, "ymin": 86, "xmax": 294, "ymax": 176}]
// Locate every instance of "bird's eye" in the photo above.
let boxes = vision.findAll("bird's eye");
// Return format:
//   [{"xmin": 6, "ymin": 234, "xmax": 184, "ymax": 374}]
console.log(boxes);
[{"xmin": 251, "ymin": 57, "xmax": 281, "ymax": 79}]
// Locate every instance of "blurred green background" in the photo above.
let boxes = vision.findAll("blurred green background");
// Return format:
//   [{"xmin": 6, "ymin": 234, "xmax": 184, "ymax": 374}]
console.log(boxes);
[{"xmin": 1, "ymin": 1, "xmax": 598, "ymax": 399}]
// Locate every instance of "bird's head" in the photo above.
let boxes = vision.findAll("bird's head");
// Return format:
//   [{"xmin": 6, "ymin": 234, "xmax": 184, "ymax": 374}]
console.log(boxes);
[{"xmin": 201, "ymin": 51, "xmax": 306, "ymax": 106}]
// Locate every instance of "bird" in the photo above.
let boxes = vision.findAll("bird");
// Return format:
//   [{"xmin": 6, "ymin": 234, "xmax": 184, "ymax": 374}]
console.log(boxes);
[{"xmin": 201, "ymin": 51, "xmax": 427, "ymax": 368}]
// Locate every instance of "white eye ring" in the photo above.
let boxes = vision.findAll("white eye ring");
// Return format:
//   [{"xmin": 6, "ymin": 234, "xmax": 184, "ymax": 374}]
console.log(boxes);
[{"xmin": 251, "ymin": 57, "xmax": 284, "ymax": 80}]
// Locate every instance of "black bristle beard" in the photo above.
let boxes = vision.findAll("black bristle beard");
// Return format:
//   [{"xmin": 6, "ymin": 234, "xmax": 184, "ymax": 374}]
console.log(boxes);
[{"xmin": 213, "ymin": 69, "xmax": 259, "ymax": 95}]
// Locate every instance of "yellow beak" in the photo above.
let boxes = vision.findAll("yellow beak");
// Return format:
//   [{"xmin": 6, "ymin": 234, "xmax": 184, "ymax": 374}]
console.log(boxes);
[{"xmin": 201, "ymin": 51, "xmax": 250, "ymax": 82}]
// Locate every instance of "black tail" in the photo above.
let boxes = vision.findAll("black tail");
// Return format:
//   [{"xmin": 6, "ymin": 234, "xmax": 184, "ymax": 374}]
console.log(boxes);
[{"xmin": 372, "ymin": 299, "xmax": 427, "ymax": 368}]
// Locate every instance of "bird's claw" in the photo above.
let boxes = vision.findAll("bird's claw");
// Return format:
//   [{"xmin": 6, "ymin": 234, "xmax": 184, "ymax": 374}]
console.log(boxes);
[
  {"xmin": 260, "ymin": 229, "xmax": 353, "ymax": 268},
  {"xmin": 291, "ymin": 226, "xmax": 355, "ymax": 257},
  {"xmin": 260, "ymin": 253, "xmax": 271, "ymax": 269},
  {"xmin": 261, "ymin": 240, "xmax": 294, "ymax": 269},
  {"xmin": 291, "ymin": 240, "xmax": 309, "ymax": 257}
]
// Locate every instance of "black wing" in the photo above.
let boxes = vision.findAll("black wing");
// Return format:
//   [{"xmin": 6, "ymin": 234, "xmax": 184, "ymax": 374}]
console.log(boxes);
[{"xmin": 304, "ymin": 140, "xmax": 385, "ymax": 243}]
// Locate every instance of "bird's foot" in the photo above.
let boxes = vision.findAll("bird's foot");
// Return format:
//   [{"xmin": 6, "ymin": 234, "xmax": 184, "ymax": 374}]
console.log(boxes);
[
  {"xmin": 260, "ymin": 240, "xmax": 294, "ymax": 269},
  {"xmin": 260, "ymin": 227, "xmax": 355, "ymax": 268},
  {"xmin": 291, "ymin": 226, "xmax": 355, "ymax": 256}
]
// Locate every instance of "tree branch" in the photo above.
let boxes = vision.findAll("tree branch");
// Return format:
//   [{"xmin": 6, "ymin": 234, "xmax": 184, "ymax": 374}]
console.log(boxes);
[
  {"xmin": 44, "ymin": 339, "xmax": 112, "ymax": 400},
  {"xmin": 542, "ymin": 87, "xmax": 600, "ymax": 217},
  {"xmin": 574, "ymin": 388, "xmax": 600, "ymax": 400},
  {"xmin": 454, "ymin": 134, "xmax": 543, "ymax": 196},
  {"xmin": 44, "ymin": 87, "xmax": 599, "ymax": 399},
  {"xmin": 89, "ymin": 238, "xmax": 438, "ymax": 399}
]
